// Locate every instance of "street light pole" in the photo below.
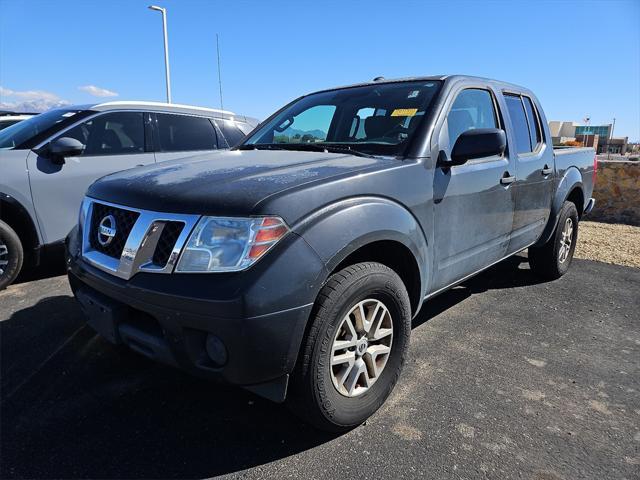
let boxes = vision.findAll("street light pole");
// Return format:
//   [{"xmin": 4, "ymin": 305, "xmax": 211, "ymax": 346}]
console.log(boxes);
[
  {"xmin": 608, "ymin": 118, "xmax": 616, "ymax": 160},
  {"xmin": 149, "ymin": 5, "xmax": 171, "ymax": 103}
]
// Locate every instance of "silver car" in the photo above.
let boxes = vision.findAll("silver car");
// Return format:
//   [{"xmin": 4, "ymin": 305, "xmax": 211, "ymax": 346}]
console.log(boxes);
[{"xmin": 0, "ymin": 101, "xmax": 258, "ymax": 288}]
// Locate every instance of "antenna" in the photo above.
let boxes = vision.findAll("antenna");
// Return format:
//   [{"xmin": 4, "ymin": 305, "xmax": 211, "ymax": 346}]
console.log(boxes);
[{"xmin": 216, "ymin": 34, "xmax": 224, "ymax": 113}]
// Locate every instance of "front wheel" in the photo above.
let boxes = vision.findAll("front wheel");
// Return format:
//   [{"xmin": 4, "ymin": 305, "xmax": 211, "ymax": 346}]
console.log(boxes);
[
  {"xmin": 0, "ymin": 219, "xmax": 24, "ymax": 290},
  {"xmin": 528, "ymin": 201, "xmax": 579, "ymax": 280},
  {"xmin": 287, "ymin": 262, "xmax": 411, "ymax": 432}
]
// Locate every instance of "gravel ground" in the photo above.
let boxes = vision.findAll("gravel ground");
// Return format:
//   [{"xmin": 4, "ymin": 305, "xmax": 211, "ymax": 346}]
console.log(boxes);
[{"xmin": 575, "ymin": 221, "xmax": 640, "ymax": 268}]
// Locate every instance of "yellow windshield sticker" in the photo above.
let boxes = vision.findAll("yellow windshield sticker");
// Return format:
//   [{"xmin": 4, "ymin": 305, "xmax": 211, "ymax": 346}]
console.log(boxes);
[{"xmin": 391, "ymin": 108, "xmax": 418, "ymax": 117}]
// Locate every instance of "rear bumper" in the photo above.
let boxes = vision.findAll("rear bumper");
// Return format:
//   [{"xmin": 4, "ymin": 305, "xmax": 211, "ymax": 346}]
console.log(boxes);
[
  {"xmin": 66, "ymin": 226, "xmax": 327, "ymax": 401},
  {"xmin": 584, "ymin": 197, "xmax": 596, "ymax": 215}
]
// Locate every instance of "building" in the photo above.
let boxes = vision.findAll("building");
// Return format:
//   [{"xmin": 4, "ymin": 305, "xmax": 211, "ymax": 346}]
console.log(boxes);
[
  {"xmin": 575, "ymin": 134, "xmax": 600, "ymax": 151},
  {"xmin": 548, "ymin": 120, "xmax": 628, "ymax": 154},
  {"xmin": 603, "ymin": 136, "xmax": 629, "ymax": 154},
  {"xmin": 549, "ymin": 121, "xmax": 578, "ymax": 139},
  {"xmin": 575, "ymin": 124, "xmax": 612, "ymax": 139}
]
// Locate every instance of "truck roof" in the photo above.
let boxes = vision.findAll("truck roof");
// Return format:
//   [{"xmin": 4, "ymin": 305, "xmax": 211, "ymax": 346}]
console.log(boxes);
[
  {"xmin": 68, "ymin": 101, "xmax": 257, "ymax": 125},
  {"xmin": 312, "ymin": 74, "xmax": 535, "ymax": 97}
]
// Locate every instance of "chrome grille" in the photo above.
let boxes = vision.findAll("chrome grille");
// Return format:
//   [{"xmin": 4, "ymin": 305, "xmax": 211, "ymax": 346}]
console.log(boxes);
[
  {"xmin": 152, "ymin": 221, "xmax": 185, "ymax": 267},
  {"xmin": 80, "ymin": 198, "xmax": 200, "ymax": 280},
  {"xmin": 88, "ymin": 203, "xmax": 139, "ymax": 259}
]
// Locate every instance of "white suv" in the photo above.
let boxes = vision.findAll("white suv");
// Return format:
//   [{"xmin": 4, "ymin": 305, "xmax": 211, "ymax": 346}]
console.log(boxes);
[
  {"xmin": 0, "ymin": 101, "xmax": 258, "ymax": 288},
  {"xmin": 0, "ymin": 111, "xmax": 37, "ymax": 130}
]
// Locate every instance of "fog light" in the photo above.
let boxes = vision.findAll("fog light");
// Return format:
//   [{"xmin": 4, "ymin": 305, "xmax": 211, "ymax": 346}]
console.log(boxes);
[{"xmin": 205, "ymin": 333, "xmax": 227, "ymax": 367}]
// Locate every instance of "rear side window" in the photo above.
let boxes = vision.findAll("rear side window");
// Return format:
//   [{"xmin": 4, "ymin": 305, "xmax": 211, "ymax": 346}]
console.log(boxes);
[
  {"xmin": 156, "ymin": 114, "xmax": 218, "ymax": 152},
  {"xmin": 62, "ymin": 112, "xmax": 145, "ymax": 156},
  {"xmin": 522, "ymin": 96, "xmax": 542, "ymax": 149},
  {"xmin": 504, "ymin": 95, "xmax": 532, "ymax": 154},
  {"xmin": 447, "ymin": 89, "xmax": 498, "ymax": 149},
  {"xmin": 216, "ymin": 120, "xmax": 246, "ymax": 147}
]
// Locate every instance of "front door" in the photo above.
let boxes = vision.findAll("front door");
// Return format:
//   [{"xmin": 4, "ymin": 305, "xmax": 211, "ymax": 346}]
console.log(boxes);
[
  {"xmin": 28, "ymin": 111, "xmax": 155, "ymax": 244},
  {"xmin": 431, "ymin": 87, "xmax": 516, "ymax": 291}
]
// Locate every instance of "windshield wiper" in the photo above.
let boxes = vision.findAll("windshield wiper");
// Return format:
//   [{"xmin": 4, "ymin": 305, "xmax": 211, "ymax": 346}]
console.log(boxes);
[
  {"xmin": 272, "ymin": 143, "xmax": 376, "ymax": 158},
  {"xmin": 237, "ymin": 142, "xmax": 377, "ymax": 158},
  {"xmin": 322, "ymin": 145, "xmax": 377, "ymax": 158},
  {"xmin": 235, "ymin": 144, "xmax": 286, "ymax": 151}
]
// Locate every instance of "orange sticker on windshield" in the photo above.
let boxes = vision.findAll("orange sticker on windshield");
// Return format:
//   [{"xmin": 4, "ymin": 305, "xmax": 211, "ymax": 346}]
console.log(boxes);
[{"xmin": 391, "ymin": 108, "xmax": 418, "ymax": 117}]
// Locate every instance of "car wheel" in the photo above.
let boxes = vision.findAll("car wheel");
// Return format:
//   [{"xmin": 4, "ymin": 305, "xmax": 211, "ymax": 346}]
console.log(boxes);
[
  {"xmin": 528, "ymin": 201, "xmax": 579, "ymax": 280},
  {"xmin": 0, "ymin": 219, "xmax": 24, "ymax": 290},
  {"xmin": 288, "ymin": 262, "xmax": 411, "ymax": 432}
]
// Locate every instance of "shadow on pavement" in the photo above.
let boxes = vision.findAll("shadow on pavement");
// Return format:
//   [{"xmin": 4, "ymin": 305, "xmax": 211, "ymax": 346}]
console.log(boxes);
[
  {"xmin": 412, "ymin": 253, "xmax": 545, "ymax": 329},
  {"xmin": 13, "ymin": 251, "xmax": 66, "ymax": 285},
  {"xmin": 1, "ymin": 253, "xmax": 548, "ymax": 478}
]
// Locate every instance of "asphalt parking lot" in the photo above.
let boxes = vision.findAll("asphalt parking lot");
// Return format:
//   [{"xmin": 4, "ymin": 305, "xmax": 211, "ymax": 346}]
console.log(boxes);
[{"xmin": 1, "ymin": 255, "xmax": 639, "ymax": 479}]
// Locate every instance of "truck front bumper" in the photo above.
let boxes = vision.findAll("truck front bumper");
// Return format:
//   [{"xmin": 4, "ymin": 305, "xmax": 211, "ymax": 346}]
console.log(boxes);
[{"xmin": 66, "ymin": 228, "xmax": 326, "ymax": 402}]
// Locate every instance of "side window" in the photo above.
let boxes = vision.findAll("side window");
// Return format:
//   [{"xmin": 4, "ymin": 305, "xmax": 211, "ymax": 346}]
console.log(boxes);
[
  {"xmin": 217, "ymin": 120, "xmax": 247, "ymax": 147},
  {"xmin": 522, "ymin": 96, "xmax": 542, "ymax": 150},
  {"xmin": 156, "ymin": 114, "xmax": 218, "ymax": 152},
  {"xmin": 447, "ymin": 89, "xmax": 497, "ymax": 149},
  {"xmin": 62, "ymin": 112, "xmax": 145, "ymax": 156},
  {"xmin": 504, "ymin": 95, "xmax": 532, "ymax": 154}
]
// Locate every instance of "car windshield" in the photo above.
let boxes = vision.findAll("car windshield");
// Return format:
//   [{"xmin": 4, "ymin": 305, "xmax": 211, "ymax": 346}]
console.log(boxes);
[
  {"xmin": 242, "ymin": 80, "xmax": 442, "ymax": 157},
  {"xmin": 0, "ymin": 108, "xmax": 87, "ymax": 150}
]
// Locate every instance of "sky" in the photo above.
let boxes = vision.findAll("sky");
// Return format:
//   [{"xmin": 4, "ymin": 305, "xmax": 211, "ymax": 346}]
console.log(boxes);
[{"xmin": 1, "ymin": 0, "xmax": 638, "ymax": 141}]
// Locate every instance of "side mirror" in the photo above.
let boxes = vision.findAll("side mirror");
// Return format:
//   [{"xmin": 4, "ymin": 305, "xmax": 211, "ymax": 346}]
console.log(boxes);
[
  {"xmin": 449, "ymin": 128, "xmax": 506, "ymax": 166},
  {"xmin": 42, "ymin": 137, "xmax": 86, "ymax": 164}
]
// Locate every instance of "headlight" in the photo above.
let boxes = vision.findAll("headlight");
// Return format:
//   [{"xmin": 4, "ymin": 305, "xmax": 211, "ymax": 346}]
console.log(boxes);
[{"xmin": 176, "ymin": 216, "xmax": 289, "ymax": 272}]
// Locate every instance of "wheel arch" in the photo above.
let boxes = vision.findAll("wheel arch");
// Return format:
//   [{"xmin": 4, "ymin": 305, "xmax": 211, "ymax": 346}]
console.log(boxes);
[
  {"xmin": 0, "ymin": 193, "xmax": 41, "ymax": 263},
  {"xmin": 331, "ymin": 239, "xmax": 422, "ymax": 317},
  {"xmin": 294, "ymin": 196, "xmax": 428, "ymax": 316},
  {"xmin": 535, "ymin": 167, "xmax": 584, "ymax": 247}
]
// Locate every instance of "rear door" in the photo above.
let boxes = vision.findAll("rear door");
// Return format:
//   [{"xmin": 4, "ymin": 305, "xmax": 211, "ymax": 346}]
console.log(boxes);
[
  {"xmin": 152, "ymin": 113, "xmax": 221, "ymax": 163},
  {"xmin": 28, "ymin": 111, "xmax": 154, "ymax": 243},
  {"xmin": 431, "ymin": 85, "xmax": 516, "ymax": 291},
  {"xmin": 503, "ymin": 93, "xmax": 554, "ymax": 252}
]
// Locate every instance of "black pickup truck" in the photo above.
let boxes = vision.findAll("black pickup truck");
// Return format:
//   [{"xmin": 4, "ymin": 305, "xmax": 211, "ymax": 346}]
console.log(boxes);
[{"xmin": 66, "ymin": 75, "xmax": 596, "ymax": 431}]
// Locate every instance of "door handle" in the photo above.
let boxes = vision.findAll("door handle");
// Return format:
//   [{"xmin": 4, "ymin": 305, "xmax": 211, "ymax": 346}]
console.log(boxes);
[
  {"xmin": 541, "ymin": 165, "xmax": 553, "ymax": 175},
  {"xmin": 500, "ymin": 172, "xmax": 516, "ymax": 185},
  {"xmin": 136, "ymin": 164, "xmax": 144, "ymax": 167}
]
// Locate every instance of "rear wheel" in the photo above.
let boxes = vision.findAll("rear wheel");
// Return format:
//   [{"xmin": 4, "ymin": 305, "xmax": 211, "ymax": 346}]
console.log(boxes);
[
  {"xmin": 288, "ymin": 262, "xmax": 411, "ymax": 432},
  {"xmin": 0, "ymin": 219, "xmax": 24, "ymax": 290},
  {"xmin": 528, "ymin": 201, "xmax": 578, "ymax": 280}
]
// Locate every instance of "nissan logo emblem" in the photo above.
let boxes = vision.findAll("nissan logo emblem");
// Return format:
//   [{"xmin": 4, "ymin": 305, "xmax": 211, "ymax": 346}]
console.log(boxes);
[{"xmin": 97, "ymin": 214, "xmax": 117, "ymax": 247}]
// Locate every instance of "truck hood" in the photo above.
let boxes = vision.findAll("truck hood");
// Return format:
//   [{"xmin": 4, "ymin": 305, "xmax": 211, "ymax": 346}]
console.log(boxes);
[{"xmin": 87, "ymin": 149, "xmax": 399, "ymax": 215}]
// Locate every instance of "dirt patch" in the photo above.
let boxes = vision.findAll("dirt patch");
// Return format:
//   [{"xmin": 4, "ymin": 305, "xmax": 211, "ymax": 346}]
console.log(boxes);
[{"xmin": 575, "ymin": 221, "xmax": 640, "ymax": 268}]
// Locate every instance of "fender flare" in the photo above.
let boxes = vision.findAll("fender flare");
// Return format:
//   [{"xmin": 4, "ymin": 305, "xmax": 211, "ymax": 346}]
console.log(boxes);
[
  {"xmin": 535, "ymin": 167, "xmax": 584, "ymax": 247},
  {"xmin": 292, "ymin": 196, "xmax": 429, "ymax": 306}
]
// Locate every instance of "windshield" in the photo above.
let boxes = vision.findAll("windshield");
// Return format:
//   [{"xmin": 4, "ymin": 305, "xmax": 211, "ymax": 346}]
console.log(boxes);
[
  {"xmin": 243, "ymin": 80, "xmax": 442, "ymax": 156},
  {"xmin": 0, "ymin": 108, "xmax": 88, "ymax": 150}
]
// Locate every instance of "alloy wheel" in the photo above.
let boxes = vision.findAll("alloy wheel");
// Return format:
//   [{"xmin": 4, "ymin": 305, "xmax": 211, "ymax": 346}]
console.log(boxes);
[
  {"xmin": 558, "ymin": 217, "xmax": 574, "ymax": 264},
  {"xmin": 0, "ymin": 241, "xmax": 8, "ymax": 276},
  {"xmin": 330, "ymin": 298, "xmax": 394, "ymax": 397}
]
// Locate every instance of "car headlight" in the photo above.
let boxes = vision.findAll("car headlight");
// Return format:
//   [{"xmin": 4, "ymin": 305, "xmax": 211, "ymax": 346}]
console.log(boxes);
[{"xmin": 175, "ymin": 216, "xmax": 289, "ymax": 272}]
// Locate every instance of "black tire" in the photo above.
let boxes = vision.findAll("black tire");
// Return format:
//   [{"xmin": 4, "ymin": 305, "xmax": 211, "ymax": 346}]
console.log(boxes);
[
  {"xmin": 0, "ymin": 219, "xmax": 24, "ymax": 290},
  {"xmin": 528, "ymin": 201, "xmax": 579, "ymax": 280},
  {"xmin": 287, "ymin": 262, "xmax": 411, "ymax": 432}
]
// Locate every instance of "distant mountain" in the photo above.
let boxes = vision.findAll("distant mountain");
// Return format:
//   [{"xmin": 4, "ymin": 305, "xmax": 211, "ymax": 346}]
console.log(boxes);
[{"xmin": 278, "ymin": 127, "xmax": 327, "ymax": 139}]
